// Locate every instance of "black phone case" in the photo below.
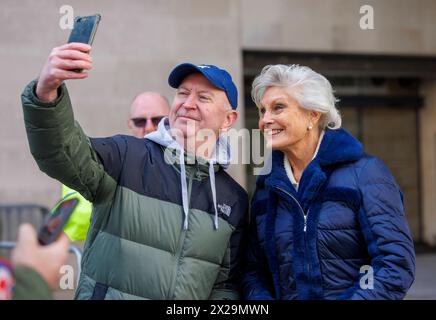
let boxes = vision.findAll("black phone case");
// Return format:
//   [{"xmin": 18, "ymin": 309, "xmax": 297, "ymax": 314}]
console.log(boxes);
[
  {"xmin": 68, "ymin": 14, "xmax": 101, "ymax": 45},
  {"xmin": 37, "ymin": 198, "xmax": 79, "ymax": 245}
]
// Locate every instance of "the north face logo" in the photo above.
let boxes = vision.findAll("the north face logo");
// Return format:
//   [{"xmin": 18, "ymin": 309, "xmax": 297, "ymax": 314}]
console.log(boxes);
[{"xmin": 218, "ymin": 203, "xmax": 231, "ymax": 217}]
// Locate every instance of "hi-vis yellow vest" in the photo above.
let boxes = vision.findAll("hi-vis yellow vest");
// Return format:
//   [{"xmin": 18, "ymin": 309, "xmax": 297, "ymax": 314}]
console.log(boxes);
[{"xmin": 61, "ymin": 185, "xmax": 92, "ymax": 241}]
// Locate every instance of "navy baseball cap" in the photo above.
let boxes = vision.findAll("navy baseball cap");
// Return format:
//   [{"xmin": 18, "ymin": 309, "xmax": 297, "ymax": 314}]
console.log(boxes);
[{"xmin": 168, "ymin": 63, "xmax": 238, "ymax": 109}]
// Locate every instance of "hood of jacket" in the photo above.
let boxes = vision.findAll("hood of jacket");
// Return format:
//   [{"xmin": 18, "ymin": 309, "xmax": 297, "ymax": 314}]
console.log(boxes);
[
  {"xmin": 256, "ymin": 128, "xmax": 365, "ymax": 213},
  {"xmin": 145, "ymin": 117, "xmax": 231, "ymax": 168},
  {"xmin": 145, "ymin": 117, "xmax": 233, "ymax": 230},
  {"xmin": 257, "ymin": 128, "xmax": 364, "ymax": 187}
]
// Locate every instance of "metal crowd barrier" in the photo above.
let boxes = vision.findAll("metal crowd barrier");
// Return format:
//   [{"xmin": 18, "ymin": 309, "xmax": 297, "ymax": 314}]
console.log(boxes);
[{"xmin": 0, "ymin": 204, "xmax": 82, "ymax": 287}]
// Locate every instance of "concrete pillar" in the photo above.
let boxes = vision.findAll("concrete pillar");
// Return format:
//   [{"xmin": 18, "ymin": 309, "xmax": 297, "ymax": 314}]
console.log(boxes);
[{"xmin": 420, "ymin": 81, "xmax": 436, "ymax": 245}]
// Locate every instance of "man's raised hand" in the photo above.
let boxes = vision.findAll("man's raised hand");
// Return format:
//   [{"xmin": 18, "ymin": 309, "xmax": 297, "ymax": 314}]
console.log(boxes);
[{"xmin": 35, "ymin": 42, "xmax": 93, "ymax": 103}]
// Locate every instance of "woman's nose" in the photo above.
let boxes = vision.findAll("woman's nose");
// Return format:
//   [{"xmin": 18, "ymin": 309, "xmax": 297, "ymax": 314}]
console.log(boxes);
[{"xmin": 261, "ymin": 111, "xmax": 274, "ymax": 124}]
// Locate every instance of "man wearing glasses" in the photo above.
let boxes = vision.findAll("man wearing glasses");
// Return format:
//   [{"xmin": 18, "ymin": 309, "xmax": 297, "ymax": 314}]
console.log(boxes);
[{"xmin": 127, "ymin": 92, "xmax": 170, "ymax": 138}]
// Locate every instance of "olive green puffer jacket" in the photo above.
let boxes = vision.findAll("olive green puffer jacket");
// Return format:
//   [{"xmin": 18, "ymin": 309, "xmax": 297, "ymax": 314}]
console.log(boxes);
[{"xmin": 21, "ymin": 80, "xmax": 248, "ymax": 300}]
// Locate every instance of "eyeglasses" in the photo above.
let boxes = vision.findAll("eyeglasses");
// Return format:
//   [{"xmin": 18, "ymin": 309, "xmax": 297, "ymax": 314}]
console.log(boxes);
[{"xmin": 131, "ymin": 116, "xmax": 165, "ymax": 128}]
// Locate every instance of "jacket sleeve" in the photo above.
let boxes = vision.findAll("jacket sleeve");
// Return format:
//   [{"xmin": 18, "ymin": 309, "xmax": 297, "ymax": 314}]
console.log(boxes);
[
  {"xmin": 21, "ymin": 80, "xmax": 119, "ymax": 204},
  {"xmin": 241, "ymin": 190, "xmax": 274, "ymax": 300},
  {"xmin": 209, "ymin": 197, "xmax": 249, "ymax": 300},
  {"xmin": 13, "ymin": 266, "xmax": 53, "ymax": 300},
  {"xmin": 347, "ymin": 157, "xmax": 416, "ymax": 300}
]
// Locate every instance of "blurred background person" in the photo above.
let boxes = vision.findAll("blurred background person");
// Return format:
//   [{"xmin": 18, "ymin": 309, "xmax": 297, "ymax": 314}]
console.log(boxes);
[
  {"xmin": 0, "ymin": 223, "xmax": 69, "ymax": 300},
  {"xmin": 61, "ymin": 92, "xmax": 170, "ymax": 242},
  {"xmin": 127, "ymin": 92, "xmax": 170, "ymax": 137}
]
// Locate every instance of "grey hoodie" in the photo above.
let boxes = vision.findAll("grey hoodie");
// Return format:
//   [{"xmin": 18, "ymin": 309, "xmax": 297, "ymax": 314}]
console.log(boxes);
[{"xmin": 145, "ymin": 117, "xmax": 232, "ymax": 230}]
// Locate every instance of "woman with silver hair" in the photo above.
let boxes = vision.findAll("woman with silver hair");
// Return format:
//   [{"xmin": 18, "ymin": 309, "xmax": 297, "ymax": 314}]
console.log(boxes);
[{"xmin": 242, "ymin": 64, "xmax": 415, "ymax": 300}]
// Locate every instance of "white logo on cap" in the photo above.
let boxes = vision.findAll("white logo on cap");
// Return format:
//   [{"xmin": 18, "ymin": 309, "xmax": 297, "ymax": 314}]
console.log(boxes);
[{"xmin": 198, "ymin": 65, "xmax": 210, "ymax": 69}]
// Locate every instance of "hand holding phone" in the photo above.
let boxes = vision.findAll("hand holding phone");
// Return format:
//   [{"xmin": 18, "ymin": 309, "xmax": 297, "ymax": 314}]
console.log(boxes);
[
  {"xmin": 35, "ymin": 14, "xmax": 101, "ymax": 102},
  {"xmin": 68, "ymin": 14, "xmax": 101, "ymax": 72},
  {"xmin": 12, "ymin": 224, "xmax": 70, "ymax": 289}
]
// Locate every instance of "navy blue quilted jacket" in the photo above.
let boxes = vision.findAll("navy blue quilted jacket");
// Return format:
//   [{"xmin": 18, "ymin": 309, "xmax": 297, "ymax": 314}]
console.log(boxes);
[{"xmin": 242, "ymin": 128, "xmax": 415, "ymax": 300}]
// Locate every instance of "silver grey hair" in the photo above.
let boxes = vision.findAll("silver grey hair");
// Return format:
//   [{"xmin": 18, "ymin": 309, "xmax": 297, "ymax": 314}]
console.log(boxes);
[{"xmin": 251, "ymin": 64, "xmax": 341, "ymax": 129}]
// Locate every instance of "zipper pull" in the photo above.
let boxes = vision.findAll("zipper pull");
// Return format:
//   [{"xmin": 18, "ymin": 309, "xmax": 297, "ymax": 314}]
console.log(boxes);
[{"xmin": 303, "ymin": 215, "xmax": 308, "ymax": 232}]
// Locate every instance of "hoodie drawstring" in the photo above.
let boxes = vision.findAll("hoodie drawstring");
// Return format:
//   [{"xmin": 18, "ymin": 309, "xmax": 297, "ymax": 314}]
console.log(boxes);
[
  {"xmin": 146, "ymin": 118, "xmax": 229, "ymax": 231},
  {"xmin": 209, "ymin": 161, "xmax": 219, "ymax": 230},
  {"xmin": 180, "ymin": 151, "xmax": 219, "ymax": 231},
  {"xmin": 179, "ymin": 150, "xmax": 190, "ymax": 230}
]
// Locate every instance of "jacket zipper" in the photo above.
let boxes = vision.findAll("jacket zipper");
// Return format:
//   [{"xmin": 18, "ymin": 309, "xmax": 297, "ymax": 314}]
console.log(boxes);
[
  {"xmin": 275, "ymin": 186, "xmax": 313, "ymax": 284},
  {"xmin": 275, "ymin": 187, "xmax": 308, "ymax": 232},
  {"xmin": 168, "ymin": 170, "xmax": 195, "ymax": 299}
]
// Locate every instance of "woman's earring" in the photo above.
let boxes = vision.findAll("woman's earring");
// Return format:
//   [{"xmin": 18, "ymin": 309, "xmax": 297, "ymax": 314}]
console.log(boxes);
[{"xmin": 308, "ymin": 123, "xmax": 313, "ymax": 130}]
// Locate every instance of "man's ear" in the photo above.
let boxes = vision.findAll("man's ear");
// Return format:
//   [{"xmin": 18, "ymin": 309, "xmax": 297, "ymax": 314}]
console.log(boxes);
[
  {"xmin": 221, "ymin": 110, "xmax": 238, "ymax": 132},
  {"xmin": 127, "ymin": 119, "xmax": 134, "ymax": 130}
]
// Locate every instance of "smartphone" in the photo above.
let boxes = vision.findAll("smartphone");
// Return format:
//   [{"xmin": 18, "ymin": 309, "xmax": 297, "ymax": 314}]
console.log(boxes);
[
  {"xmin": 67, "ymin": 14, "xmax": 101, "ymax": 72},
  {"xmin": 37, "ymin": 198, "xmax": 79, "ymax": 245}
]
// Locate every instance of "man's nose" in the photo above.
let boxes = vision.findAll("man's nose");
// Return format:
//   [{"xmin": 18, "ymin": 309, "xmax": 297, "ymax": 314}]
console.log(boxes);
[
  {"xmin": 144, "ymin": 118, "xmax": 156, "ymax": 134},
  {"xmin": 182, "ymin": 93, "xmax": 197, "ymax": 109}
]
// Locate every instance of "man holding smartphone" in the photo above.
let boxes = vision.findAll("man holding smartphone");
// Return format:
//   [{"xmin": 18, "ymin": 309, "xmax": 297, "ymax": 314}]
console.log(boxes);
[
  {"xmin": 21, "ymin": 42, "xmax": 248, "ymax": 300},
  {"xmin": 128, "ymin": 92, "xmax": 170, "ymax": 137}
]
